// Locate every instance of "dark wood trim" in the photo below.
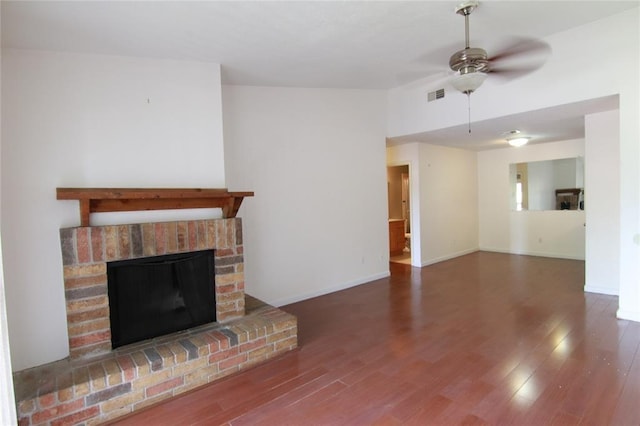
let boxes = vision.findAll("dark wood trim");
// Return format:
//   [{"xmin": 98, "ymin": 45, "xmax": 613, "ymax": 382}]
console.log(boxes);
[{"xmin": 56, "ymin": 188, "xmax": 254, "ymax": 226}]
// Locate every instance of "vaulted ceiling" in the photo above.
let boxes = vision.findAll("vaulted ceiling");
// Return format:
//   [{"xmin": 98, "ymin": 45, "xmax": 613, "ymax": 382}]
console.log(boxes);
[{"xmin": 2, "ymin": 1, "xmax": 637, "ymax": 149}]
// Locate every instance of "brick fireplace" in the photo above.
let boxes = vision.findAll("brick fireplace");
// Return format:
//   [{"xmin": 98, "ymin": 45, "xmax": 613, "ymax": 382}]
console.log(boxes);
[
  {"xmin": 61, "ymin": 218, "xmax": 245, "ymax": 359},
  {"xmin": 13, "ymin": 217, "xmax": 298, "ymax": 425}
]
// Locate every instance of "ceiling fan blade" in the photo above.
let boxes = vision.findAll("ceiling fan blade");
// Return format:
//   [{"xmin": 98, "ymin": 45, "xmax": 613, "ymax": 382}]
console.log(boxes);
[
  {"xmin": 488, "ymin": 37, "xmax": 551, "ymax": 64},
  {"xmin": 488, "ymin": 66, "xmax": 542, "ymax": 82},
  {"xmin": 486, "ymin": 37, "xmax": 551, "ymax": 82}
]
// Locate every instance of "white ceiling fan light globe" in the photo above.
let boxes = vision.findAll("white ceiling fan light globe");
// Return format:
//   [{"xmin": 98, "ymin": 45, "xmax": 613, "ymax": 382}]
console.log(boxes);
[
  {"xmin": 507, "ymin": 137, "xmax": 529, "ymax": 147},
  {"xmin": 450, "ymin": 71, "xmax": 487, "ymax": 94}
]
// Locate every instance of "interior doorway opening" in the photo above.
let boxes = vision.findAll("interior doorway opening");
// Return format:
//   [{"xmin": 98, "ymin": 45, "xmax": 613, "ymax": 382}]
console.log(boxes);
[{"xmin": 387, "ymin": 165, "xmax": 411, "ymax": 265}]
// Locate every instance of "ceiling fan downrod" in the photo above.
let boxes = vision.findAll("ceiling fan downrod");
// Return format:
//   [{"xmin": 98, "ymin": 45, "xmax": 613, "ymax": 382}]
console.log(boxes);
[{"xmin": 452, "ymin": 1, "xmax": 483, "ymax": 133}]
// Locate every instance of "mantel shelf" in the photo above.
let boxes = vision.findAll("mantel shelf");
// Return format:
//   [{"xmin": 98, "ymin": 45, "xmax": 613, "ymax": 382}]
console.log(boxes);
[{"xmin": 56, "ymin": 188, "xmax": 254, "ymax": 227}]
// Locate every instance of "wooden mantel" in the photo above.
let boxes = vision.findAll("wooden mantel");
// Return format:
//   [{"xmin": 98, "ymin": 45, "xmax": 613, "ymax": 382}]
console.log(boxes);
[{"xmin": 56, "ymin": 188, "xmax": 254, "ymax": 227}]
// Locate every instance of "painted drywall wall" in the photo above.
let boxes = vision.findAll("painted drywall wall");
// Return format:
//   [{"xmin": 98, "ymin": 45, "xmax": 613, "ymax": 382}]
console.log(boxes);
[
  {"xmin": 1, "ymin": 49, "xmax": 226, "ymax": 370},
  {"xmin": 388, "ymin": 9, "xmax": 639, "ymax": 320},
  {"xmin": 585, "ymin": 110, "xmax": 620, "ymax": 295},
  {"xmin": 0, "ymin": 16, "xmax": 19, "ymax": 422},
  {"xmin": 0, "ymin": 236, "xmax": 16, "ymax": 425},
  {"xmin": 222, "ymin": 85, "xmax": 389, "ymax": 307},
  {"xmin": 387, "ymin": 142, "xmax": 478, "ymax": 267},
  {"xmin": 478, "ymin": 139, "xmax": 586, "ymax": 260},
  {"xmin": 417, "ymin": 143, "xmax": 479, "ymax": 265}
]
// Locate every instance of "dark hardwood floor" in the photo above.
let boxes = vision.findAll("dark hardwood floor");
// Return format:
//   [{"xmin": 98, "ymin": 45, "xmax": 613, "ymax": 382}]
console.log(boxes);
[{"xmin": 111, "ymin": 252, "xmax": 640, "ymax": 425}]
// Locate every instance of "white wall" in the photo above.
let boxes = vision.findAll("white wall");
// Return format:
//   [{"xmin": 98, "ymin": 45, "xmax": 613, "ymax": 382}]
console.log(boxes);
[
  {"xmin": 1, "ymin": 49, "xmax": 226, "ymax": 370},
  {"xmin": 389, "ymin": 9, "xmax": 639, "ymax": 320},
  {"xmin": 222, "ymin": 85, "xmax": 389, "ymax": 307},
  {"xmin": 585, "ymin": 110, "xmax": 620, "ymax": 295},
  {"xmin": 0, "ymin": 237, "xmax": 16, "ymax": 425},
  {"xmin": 478, "ymin": 139, "xmax": 586, "ymax": 260},
  {"xmin": 418, "ymin": 143, "xmax": 478, "ymax": 265},
  {"xmin": 387, "ymin": 142, "xmax": 478, "ymax": 267},
  {"xmin": 0, "ymin": 13, "xmax": 18, "ymax": 422}
]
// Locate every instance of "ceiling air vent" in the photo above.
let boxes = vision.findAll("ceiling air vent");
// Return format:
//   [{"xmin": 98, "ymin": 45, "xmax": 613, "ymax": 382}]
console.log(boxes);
[{"xmin": 427, "ymin": 88, "xmax": 445, "ymax": 102}]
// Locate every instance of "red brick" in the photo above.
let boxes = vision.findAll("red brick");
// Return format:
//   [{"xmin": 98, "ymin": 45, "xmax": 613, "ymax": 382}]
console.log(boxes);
[
  {"xmin": 216, "ymin": 284, "xmax": 237, "ymax": 294},
  {"xmin": 91, "ymin": 227, "xmax": 104, "ymax": 262},
  {"xmin": 56, "ymin": 371, "xmax": 73, "ymax": 402},
  {"xmin": 154, "ymin": 223, "xmax": 166, "ymax": 255},
  {"xmin": 66, "ymin": 295, "xmax": 108, "ymax": 314},
  {"xmin": 206, "ymin": 221, "xmax": 216, "ymax": 248},
  {"xmin": 218, "ymin": 353, "xmax": 247, "ymax": 371},
  {"xmin": 68, "ymin": 318, "xmax": 110, "ymax": 337},
  {"xmin": 69, "ymin": 330, "xmax": 110, "ymax": 349},
  {"xmin": 239, "ymin": 337, "xmax": 266, "ymax": 353},
  {"xmin": 225, "ymin": 220, "xmax": 235, "ymax": 248},
  {"xmin": 141, "ymin": 223, "xmax": 156, "ymax": 256},
  {"xmin": 214, "ymin": 220, "xmax": 226, "ymax": 249},
  {"xmin": 117, "ymin": 225, "xmax": 131, "ymax": 259},
  {"xmin": 237, "ymin": 246, "xmax": 244, "ymax": 254},
  {"xmin": 64, "ymin": 274, "xmax": 107, "ymax": 290},
  {"xmin": 196, "ymin": 221, "xmax": 206, "ymax": 249},
  {"xmin": 70, "ymin": 341, "xmax": 111, "ymax": 359},
  {"xmin": 117, "ymin": 355, "xmax": 137, "ymax": 382},
  {"xmin": 50, "ymin": 406, "xmax": 99, "ymax": 426},
  {"xmin": 32, "ymin": 399, "xmax": 84, "ymax": 424},
  {"xmin": 216, "ymin": 248, "xmax": 235, "ymax": 257},
  {"xmin": 38, "ymin": 393, "xmax": 56, "ymax": 409},
  {"xmin": 208, "ymin": 346, "xmax": 239, "ymax": 364},
  {"xmin": 209, "ymin": 331, "xmax": 231, "ymax": 350},
  {"xmin": 188, "ymin": 221, "xmax": 197, "ymax": 250},
  {"xmin": 166, "ymin": 222, "xmax": 178, "ymax": 252},
  {"xmin": 67, "ymin": 307, "xmax": 109, "ymax": 324},
  {"xmin": 104, "ymin": 225, "xmax": 118, "ymax": 261},
  {"xmin": 76, "ymin": 228, "xmax": 91, "ymax": 264},
  {"xmin": 146, "ymin": 377, "xmax": 184, "ymax": 398},
  {"xmin": 177, "ymin": 222, "xmax": 188, "ymax": 251}
]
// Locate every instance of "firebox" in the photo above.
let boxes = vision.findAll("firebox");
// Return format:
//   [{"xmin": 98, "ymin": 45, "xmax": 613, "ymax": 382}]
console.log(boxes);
[{"xmin": 107, "ymin": 250, "xmax": 216, "ymax": 349}]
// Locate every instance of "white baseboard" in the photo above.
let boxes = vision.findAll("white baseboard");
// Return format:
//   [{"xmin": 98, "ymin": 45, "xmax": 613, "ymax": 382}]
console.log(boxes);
[
  {"xmin": 421, "ymin": 248, "xmax": 479, "ymax": 267},
  {"xmin": 584, "ymin": 285, "xmax": 619, "ymax": 296},
  {"xmin": 270, "ymin": 271, "xmax": 391, "ymax": 307},
  {"xmin": 479, "ymin": 247, "xmax": 585, "ymax": 261},
  {"xmin": 617, "ymin": 309, "xmax": 640, "ymax": 323}
]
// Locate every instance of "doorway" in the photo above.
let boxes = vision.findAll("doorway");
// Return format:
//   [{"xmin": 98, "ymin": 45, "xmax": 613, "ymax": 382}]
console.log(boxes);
[{"xmin": 387, "ymin": 165, "xmax": 411, "ymax": 265}]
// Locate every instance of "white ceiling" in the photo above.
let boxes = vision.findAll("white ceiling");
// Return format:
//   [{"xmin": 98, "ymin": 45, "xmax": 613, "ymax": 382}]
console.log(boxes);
[{"xmin": 2, "ymin": 1, "xmax": 637, "ymax": 149}]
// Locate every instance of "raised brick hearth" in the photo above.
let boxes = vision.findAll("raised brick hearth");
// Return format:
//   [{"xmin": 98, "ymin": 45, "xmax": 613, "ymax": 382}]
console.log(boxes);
[{"xmin": 13, "ymin": 218, "xmax": 298, "ymax": 425}]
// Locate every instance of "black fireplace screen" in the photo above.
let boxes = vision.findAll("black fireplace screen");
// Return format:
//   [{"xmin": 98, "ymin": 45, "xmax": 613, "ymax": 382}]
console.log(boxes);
[{"xmin": 107, "ymin": 250, "xmax": 216, "ymax": 349}]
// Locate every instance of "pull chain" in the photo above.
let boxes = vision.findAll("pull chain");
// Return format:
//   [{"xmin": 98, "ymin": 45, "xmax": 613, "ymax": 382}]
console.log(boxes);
[{"xmin": 467, "ymin": 93, "xmax": 471, "ymax": 134}]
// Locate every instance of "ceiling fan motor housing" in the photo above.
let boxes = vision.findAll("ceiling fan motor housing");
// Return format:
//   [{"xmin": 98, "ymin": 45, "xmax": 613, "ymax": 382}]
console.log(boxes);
[{"xmin": 449, "ymin": 47, "xmax": 489, "ymax": 74}]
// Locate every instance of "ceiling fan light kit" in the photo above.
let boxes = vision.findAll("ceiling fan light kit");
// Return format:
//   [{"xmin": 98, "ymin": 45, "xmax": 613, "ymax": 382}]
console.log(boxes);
[
  {"xmin": 449, "ymin": 1, "xmax": 488, "ymax": 95},
  {"xmin": 505, "ymin": 130, "xmax": 530, "ymax": 147},
  {"xmin": 507, "ymin": 137, "xmax": 530, "ymax": 147},
  {"xmin": 450, "ymin": 72, "xmax": 487, "ymax": 95}
]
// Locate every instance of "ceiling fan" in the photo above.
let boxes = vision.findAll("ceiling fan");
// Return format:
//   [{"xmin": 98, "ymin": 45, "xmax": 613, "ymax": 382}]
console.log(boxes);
[
  {"xmin": 448, "ymin": 0, "xmax": 550, "ymax": 95},
  {"xmin": 442, "ymin": 0, "xmax": 550, "ymax": 133}
]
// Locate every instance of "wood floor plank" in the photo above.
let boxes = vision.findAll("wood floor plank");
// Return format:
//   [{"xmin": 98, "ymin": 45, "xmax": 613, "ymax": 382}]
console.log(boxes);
[{"xmin": 109, "ymin": 252, "xmax": 640, "ymax": 425}]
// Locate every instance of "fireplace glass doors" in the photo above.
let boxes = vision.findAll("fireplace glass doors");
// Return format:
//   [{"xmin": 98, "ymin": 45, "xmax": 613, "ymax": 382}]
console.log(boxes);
[{"xmin": 107, "ymin": 250, "xmax": 216, "ymax": 349}]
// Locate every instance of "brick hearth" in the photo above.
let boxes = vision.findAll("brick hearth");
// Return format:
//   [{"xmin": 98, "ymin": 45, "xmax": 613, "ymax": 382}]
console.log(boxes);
[{"xmin": 13, "ymin": 218, "xmax": 298, "ymax": 425}]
